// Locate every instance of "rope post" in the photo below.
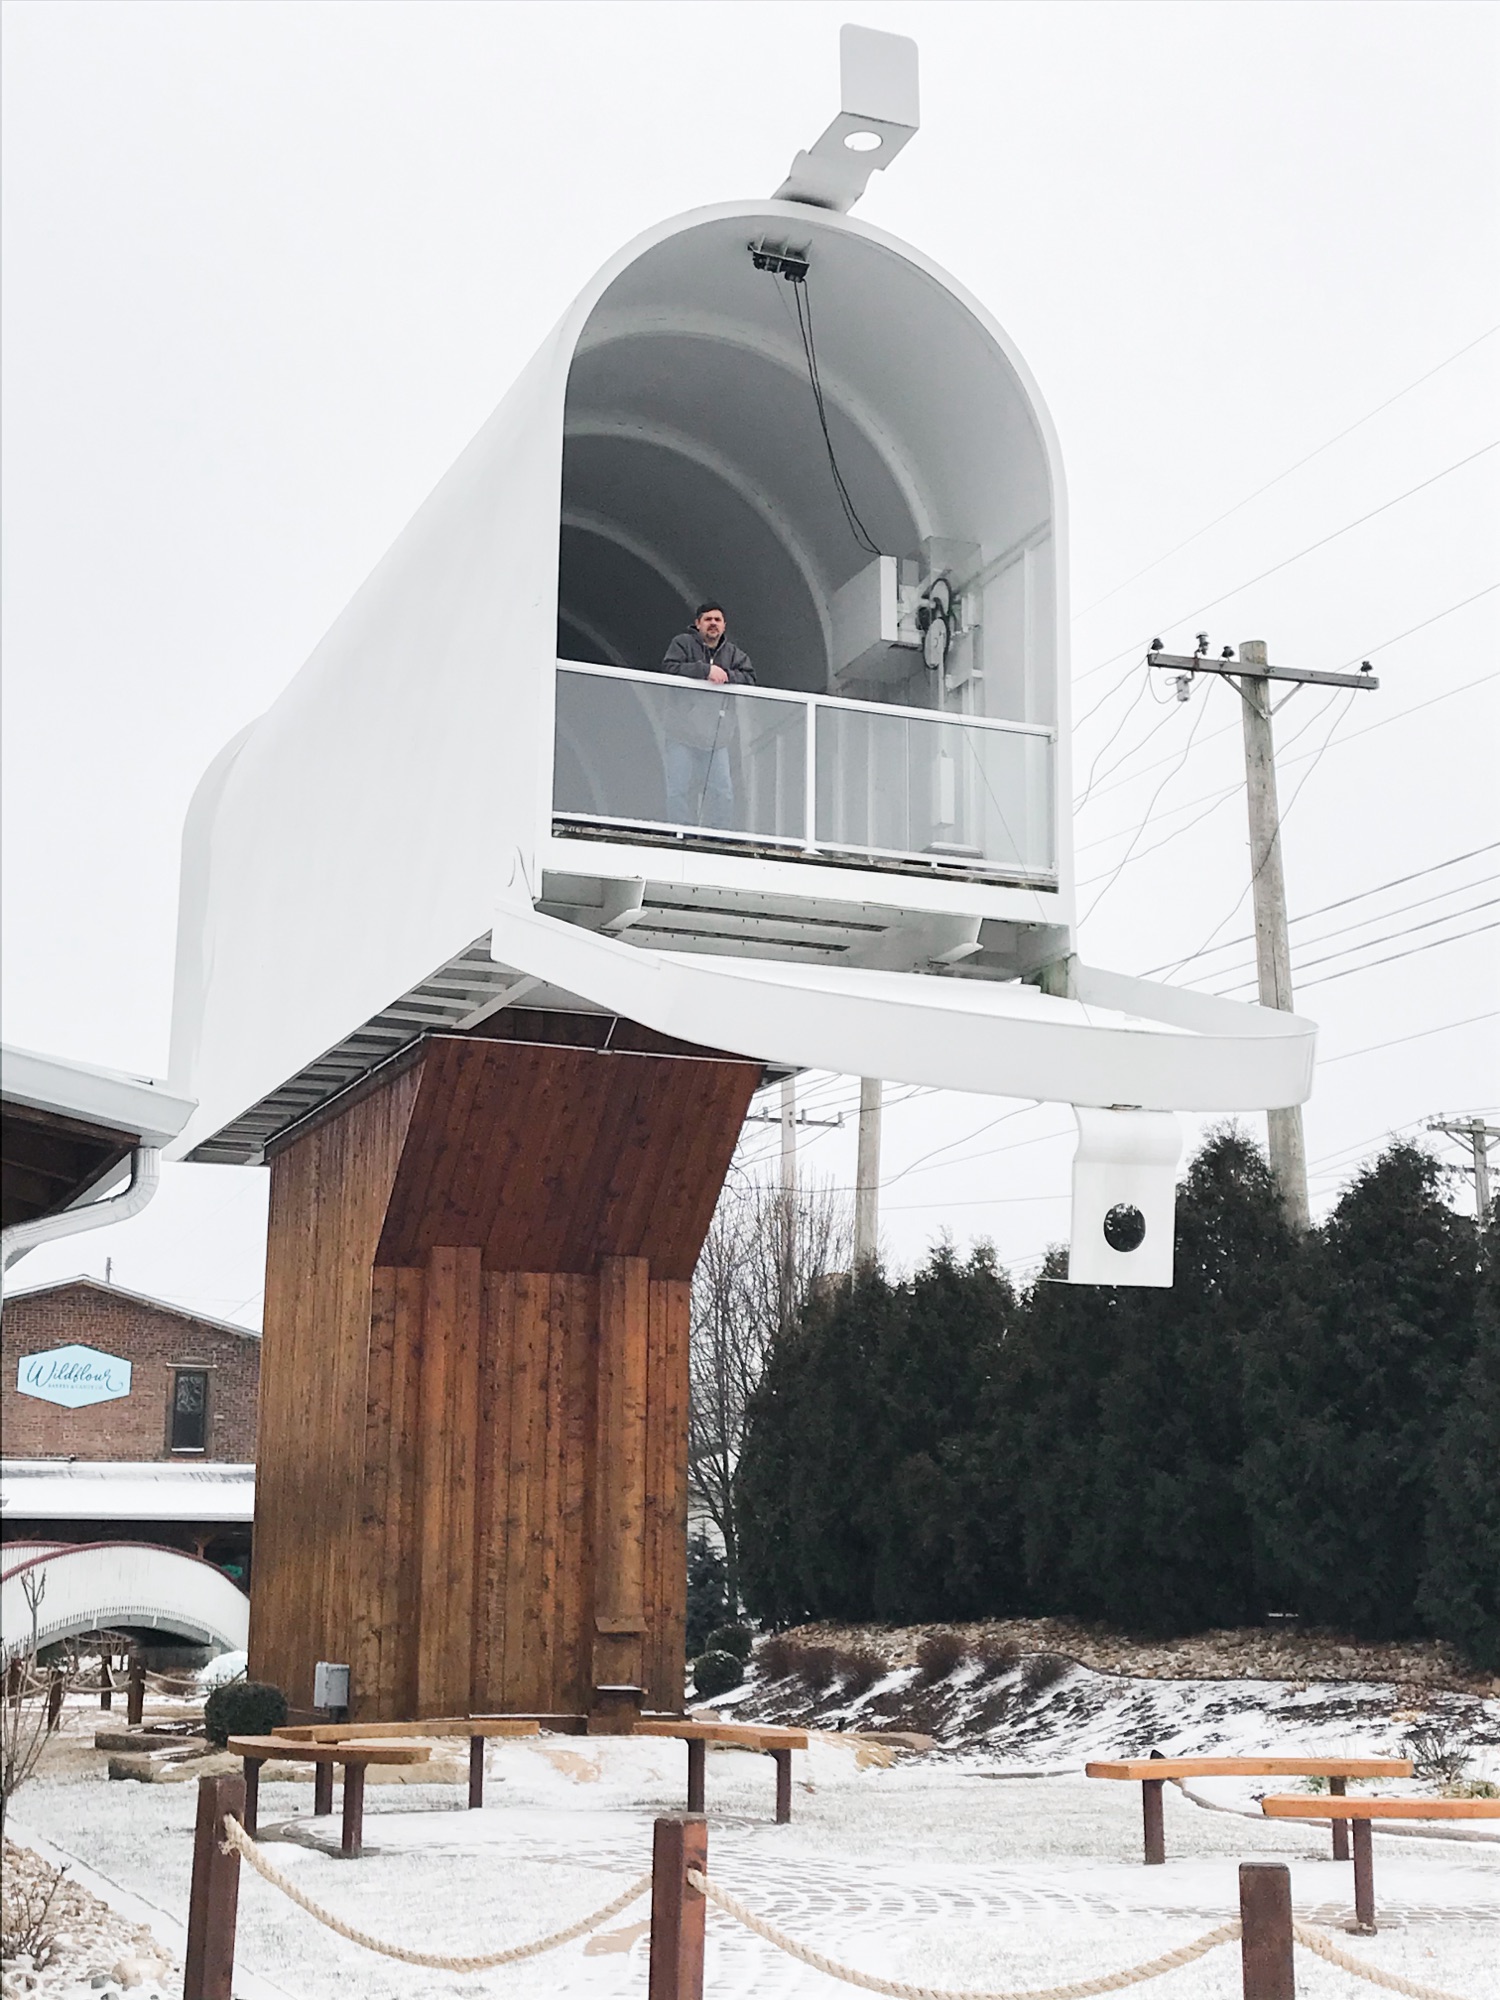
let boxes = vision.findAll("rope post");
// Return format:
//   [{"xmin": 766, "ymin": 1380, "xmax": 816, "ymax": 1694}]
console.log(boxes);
[
  {"xmin": 183, "ymin": 1773, "xmax": 244, "ymax": 2000},
  {"xmin": 99, "ymin": 1650, "xmax": 113, "ymax": 1711},
  {"xmin": 686, "ymin": 1737, "xmax": 706, "ymax": 1813},
  {"xmin": 648, "ymin": 1814, "xmax": 707, "ymax": 2000},
  {"xmin": 1238, "ymin": 1863, "xmax": 1293, "ymax": 2000},
  {"xmin": 46, "ymin": 1670, "xmax": 64, "ymax": 1733},
  {"xmin": 241, "ymin": 1756, "xmax": 262, "ymax": 1838},
  {"xmin": 127, "ymin": 1653, "xmax": 145, "ymax": 1727},
  {"xmin": 469, "ymin": 1733, "xmax": 485, "ymax": 1809},
  {"xmin": 1351, "ymin": 1817, "xmax": 1377, "ymax": 1933},
  {"xmin": 1329, "ymin": 1775, "xmax": 1349, "ymax": 1861}
]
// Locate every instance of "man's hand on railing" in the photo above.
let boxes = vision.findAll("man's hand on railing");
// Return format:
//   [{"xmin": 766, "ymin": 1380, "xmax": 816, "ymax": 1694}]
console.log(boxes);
[{"xmin": 708, "ymin": 663, "xmax": 729, "ymax": 685}]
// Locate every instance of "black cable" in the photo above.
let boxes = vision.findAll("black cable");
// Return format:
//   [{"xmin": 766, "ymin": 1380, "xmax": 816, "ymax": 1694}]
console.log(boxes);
[{"xmin": 789, "ymin": 274, "xmax": 884, "ymax": 557}]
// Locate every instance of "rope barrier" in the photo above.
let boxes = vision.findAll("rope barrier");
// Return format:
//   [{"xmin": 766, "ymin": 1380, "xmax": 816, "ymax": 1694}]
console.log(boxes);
[
  {"xmin": 685, "ymin": 1869, "xmax": 1241, "ymax": 2000},
  {"xmin": 219, "ymin": 1816, "xmax": 650, "ymax": 1971},
  {"xmin": 1292, "ymin": 1922, "xmax": 1471, "ymax": 2000}
]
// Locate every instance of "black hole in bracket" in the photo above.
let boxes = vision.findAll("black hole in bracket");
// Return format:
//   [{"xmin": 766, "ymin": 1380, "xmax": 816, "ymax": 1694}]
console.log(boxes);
[{"xmin": 1103, "ymin": 1204, "xmax": 1147, "ymax": 1253}]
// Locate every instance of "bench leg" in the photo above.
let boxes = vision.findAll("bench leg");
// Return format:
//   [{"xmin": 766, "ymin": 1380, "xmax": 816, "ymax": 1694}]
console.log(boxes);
[
  {"xmin": 341, "ymin": 1762, "xmax": 366, "ymax": 1859},
  {"xmin": 1329, "ymin": 1776, "xmax": 1349, "ymax": 1860},
  {"xmin": 313, "ymin": 1762, "xmax": 334, "ymax": 1817},
  {"xmin": 772, "ymin": 1747, "xmax": 792, "ymax": 1825},
  {"xmin": 469, "ymin": 1735, "xmax": 485, "ymax": 1809},
  {"xmin": 686, "ymin": 1737, "xmax": 706, "ymax": 1814},
  {"xmin": 1351, "ymin": 1817, "xmax": 1375, "ymax": 1932},
  {"xmin": 241, "ymin": 1759, "xmax": 262, "ymax": 1840},
  {"xmin": 1142, "ymin": 1779, "xmax": 1165, "ymax": 1865}
]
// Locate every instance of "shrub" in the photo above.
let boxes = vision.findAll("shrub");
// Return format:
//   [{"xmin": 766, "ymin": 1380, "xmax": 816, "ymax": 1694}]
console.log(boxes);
[
  {"xmin": 793, "ymin": 1644, "xmax": 841, "ymax": 1689},
  {"xmin": 691, "ymin": 1651, "xmax": 745, "ymax": 1700},
  {"xmin": 972, "ymin": 1635, "xmax": 1020, "ymax": 1678},
  {"xmin": 203, "ymin": 1680, "xmax": 288, "ymax": 1747},
  {"xmin": 1019, "ymin": 1653, "xmax": 1070, "ymax": 1695},
  {"xmin": 834, "ymin": 1645, "xmax": 887, "ymax": 1697},
  {"xmin": 706, "ymin": 1623, "xmax": 755, "ymax": 1662},
  {"xmin": 915, "ymin": 1631, "xmax": 967, "ymax": 1683},
  {"xmin": 756, "ymin": 1633, "xmax": 801, "ymax": 1681}
]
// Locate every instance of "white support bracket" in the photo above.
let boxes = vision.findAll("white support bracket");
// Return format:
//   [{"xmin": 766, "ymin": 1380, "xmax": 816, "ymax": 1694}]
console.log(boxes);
[{"xmin": 775, "ymin": 26, "xmax": 920, "ymax": 212}]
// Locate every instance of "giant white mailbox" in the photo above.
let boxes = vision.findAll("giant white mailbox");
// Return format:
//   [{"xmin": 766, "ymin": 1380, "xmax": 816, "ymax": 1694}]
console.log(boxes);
[{"xmin": 169, "ymin": 29, "xmax": 1313, "ymax": 1284}]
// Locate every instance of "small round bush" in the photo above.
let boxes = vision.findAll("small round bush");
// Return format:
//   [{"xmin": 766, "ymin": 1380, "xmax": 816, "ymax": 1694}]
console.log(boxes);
[
  {"xmin": 915, "ymin": 1631, "xmax": 967, "ymax": 1683},
  {"xmin": 1019, "ymin": 1652, "xmax": 1071, "ymax": 1696},
  {"xmin": 203, "ymin": 1679, "xmax": 289, "ymax": 1747},
  {"xmin": 692, "ymin": 1650, "xmax": 746, "ymax": 1700},
  {"xmin": 756, "ymin": 1633, "xmax": 799, "ymax": 1680},
  {"xmin": 706, "ymin": 1623, "xmax": 754, "ymax": 1662},
  {"xmin": 835, "ymin": 1645, "xmax": 887, "ymax": 1697}
]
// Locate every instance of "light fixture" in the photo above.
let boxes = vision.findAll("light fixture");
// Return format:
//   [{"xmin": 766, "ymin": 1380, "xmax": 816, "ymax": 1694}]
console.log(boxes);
[{"xmin": 843, "ymin": 130, "xmax": 883, "ymax": 151}]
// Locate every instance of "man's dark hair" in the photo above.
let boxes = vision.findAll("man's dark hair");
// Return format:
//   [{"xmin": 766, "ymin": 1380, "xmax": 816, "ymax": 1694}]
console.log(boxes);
[{"xmin": 693, "ymin": 601, "xmax": 725, "ymax": 621}]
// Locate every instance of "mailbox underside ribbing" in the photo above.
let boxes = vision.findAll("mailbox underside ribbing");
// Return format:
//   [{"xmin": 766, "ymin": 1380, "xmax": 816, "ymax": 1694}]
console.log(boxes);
[{"xmin": 249, "ymin": 1016, "xmax": 759, "ymax": 1720}]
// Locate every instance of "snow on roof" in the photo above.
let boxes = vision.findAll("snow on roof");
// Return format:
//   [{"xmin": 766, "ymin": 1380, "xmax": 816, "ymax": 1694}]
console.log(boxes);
[
  {"xmin": 1, "ymin": 1275, "xmax": 262, "ymax": 1341},
  {"xmin": 0, "ymin": 1459, "xmax": 255, "ymax": 1523}
]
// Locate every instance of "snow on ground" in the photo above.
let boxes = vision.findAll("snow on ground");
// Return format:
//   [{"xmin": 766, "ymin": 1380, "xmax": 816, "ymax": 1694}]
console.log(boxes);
[{"xmin": 12, "ymin": 1701, "xmax": 1499, "ymax": 2000}]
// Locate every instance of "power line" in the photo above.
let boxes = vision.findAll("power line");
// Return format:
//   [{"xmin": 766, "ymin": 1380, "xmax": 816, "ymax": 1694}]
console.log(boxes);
[
  {"xmin": 1075, "ymin": 325, "xmax": 1500, "ymax": 617},
  {"xmin": 1078, "ymin": 683, "xmax": 1214, "ymax": 922},
  {"xmin": 1214, "ymin": 916, "xmax": 1499, "ymax": 996},
  {"xmin": 1192, "ymin": 888, "xmax": 1500, "ymax": 988},
  {"xmin": 1141, "ymin": 842, "xmax": 1500, "ymax": 976},
  {"xmin": 1072, "ymin": 446, "xmax": 1498, "ymax": 690}
]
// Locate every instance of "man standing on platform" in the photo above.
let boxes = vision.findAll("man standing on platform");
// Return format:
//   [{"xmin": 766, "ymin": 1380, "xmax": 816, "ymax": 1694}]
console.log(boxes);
[{"xmin": 659, "ymin": 603, "xmax": 756, "ymax": 829}]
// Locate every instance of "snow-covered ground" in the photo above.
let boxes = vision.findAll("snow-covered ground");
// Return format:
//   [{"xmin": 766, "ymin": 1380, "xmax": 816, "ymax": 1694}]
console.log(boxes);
[{"xmin": 11, "ymin": 1696, "xmax": 1499, "ymax": 2000}]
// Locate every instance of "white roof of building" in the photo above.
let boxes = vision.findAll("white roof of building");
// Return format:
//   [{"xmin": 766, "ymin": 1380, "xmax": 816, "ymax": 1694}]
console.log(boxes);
[
  {"xmin": 1, "ymin": 1045, "xmax": 194, "ymax": 1149},
  {"xmin": 0, "ymin": 1459, "xmax": 255, "ymax": 1524}
]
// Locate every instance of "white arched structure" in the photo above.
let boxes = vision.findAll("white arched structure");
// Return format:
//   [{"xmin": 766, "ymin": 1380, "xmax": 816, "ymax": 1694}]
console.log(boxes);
[
  {"xmin": 168, "ymin": 53, "xmax": 1315, "ymax": 1283},
  {"xmin": 0, "ymin": 1543, "xmax": 249, "ymax": 1664}
]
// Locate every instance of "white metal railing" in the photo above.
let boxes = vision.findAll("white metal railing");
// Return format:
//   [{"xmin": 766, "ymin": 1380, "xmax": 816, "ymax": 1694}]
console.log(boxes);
[{"xmin": 552, "ymin": 661, "xmax": 1055, "ymax": 879}]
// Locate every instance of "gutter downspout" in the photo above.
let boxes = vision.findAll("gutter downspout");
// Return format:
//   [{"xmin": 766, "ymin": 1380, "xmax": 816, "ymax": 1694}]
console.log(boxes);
[{"xmin": 1, "ymin": 1147, "xmax": 162, "ymax": 1281}]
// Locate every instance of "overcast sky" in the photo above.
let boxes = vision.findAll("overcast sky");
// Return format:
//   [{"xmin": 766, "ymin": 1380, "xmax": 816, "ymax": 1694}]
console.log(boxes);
[{"xmin": 3, "ymin": 0, "xmax": 1496, "ymax": 1325}]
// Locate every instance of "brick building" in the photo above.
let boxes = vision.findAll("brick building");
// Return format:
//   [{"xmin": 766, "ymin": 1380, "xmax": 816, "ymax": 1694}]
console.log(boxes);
[
  {"xmin": 2, "ymin": 1279, "xmax": 259, "ymax": 1572},
  {"xmin": 2, "ymin": 1277, "xmax": 259, "ymax": 1463}
]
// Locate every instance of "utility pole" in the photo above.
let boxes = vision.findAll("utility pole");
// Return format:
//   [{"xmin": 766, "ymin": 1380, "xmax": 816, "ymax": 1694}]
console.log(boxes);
[
  {"xmin": 1427, "ymin": 1116, "xmax": 1499, "ymax": 1234},
  {"xmin": 1150, "ymin": 636, "xmax": 1380, "ymax": 1232},
  {"xmin": 854, "ymin": 1078, "xmax": 882, "ymax": 1266}
]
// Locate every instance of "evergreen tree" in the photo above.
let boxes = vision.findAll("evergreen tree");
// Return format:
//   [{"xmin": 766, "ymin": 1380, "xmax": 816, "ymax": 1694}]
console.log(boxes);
[
  {"xmin": 991, "ymin": 1128, "xmax": 1292, "ymax": 1633},
  {"xmin": 1242, "ymin": 1144, "xmax": 1479, "ymax": 1639},
  {"xmin": 736, "ymin": 1247, "xmax": 1015, "ymax": 1623},
  {"xmin": 685, "ymin": 1531, "xmax": 730, "ymax": 1656},
  {"xmin": 1418, "ymin": 1225, "xmax": 1500, "ymax": 1669}
]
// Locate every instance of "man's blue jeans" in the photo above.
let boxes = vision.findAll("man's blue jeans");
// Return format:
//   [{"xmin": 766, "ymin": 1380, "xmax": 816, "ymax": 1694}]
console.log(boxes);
[{"xmin": 665, "ymin": 739, "xmax": 735, "ymax": 829}]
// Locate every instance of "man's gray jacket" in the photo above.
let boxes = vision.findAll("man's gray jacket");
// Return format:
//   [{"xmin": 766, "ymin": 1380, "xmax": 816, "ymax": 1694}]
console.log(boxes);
[{"xmin": 660, "ymin": 630, "xmax": 756, "ymax": 683}]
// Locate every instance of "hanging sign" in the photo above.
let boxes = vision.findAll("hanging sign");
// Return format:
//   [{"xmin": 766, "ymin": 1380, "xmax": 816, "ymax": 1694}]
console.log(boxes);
[{"xmin": 16, "ymin": 1344, "xmax": 133, "ymax": 1408}]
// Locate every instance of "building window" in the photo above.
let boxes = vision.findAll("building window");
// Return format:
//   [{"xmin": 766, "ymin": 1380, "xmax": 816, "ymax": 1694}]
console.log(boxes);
[{"xmin": 170, "ymin": 1369, "xmax": 209, "ymax": 1453}]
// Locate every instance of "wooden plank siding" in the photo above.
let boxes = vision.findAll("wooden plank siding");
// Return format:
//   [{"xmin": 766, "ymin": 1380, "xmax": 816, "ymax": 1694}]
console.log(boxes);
[{"xmin": 252, "ymin": 1029, "xmax": 756, "ymax": 1721}]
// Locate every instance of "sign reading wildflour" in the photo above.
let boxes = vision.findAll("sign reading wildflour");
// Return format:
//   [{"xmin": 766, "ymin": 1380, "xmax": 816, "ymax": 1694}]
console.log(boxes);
[{"xmin": 16, "ymin": 1344, "xmax": 133, "ymax": 1409}]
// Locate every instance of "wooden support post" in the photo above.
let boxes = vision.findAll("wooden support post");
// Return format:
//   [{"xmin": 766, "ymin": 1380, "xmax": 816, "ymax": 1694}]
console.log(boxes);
[
  {"xmin": 127, "ymin": 1654, "xmax": 145, "ymax": 1727},
  {"xmin": 1238, "ymin": 1863, "xmax": 1294, "ymax": 2000},
  {"xmin": 99, "ymin": 1652, "xmax": 113, "ymax": 1711},
  {"xmin": 648, "ymin": 1815, "xmax": 707, "ymax": 2000},
  {"xmin": 1351, "ymin": 1816, "xmax": 1376, "ymax": 1932},
  {"xmin": 241, "ymin": 1758, "xmax": 262, "ymax": 1838},
  {"xmin": 183, "ymin": 1773, "xmax": 244, "ymax": 2000},
  {"xmin": 46, "ymin": 1671, "xmax": 64, "ymax": 1732},
  {"xmin": 771, "ymin": 1745, "xmax": 793, "ymax": 1824},
  {"xmin": 1329, "ymin": 1775, "xmax": 1349, "ymax": 1861},
  {"xmin": 342, "ymin": 1760, "xmax": 366, "ymax": 1858},
  {"xmin": 1141, "ymin": 1778, "xmax": 1166, "ymax": 1864},
  {"xmin": 469, "ymin": 1734, "xmax": 485, "ymax": 1809},
  {"xmin": 686, "ymin": 1737, "xmax": 706, "ymax": 1813},
  {"xmin": 313, "ymin": 1761, "xmax": 334, "ymax": 1817},
  {"xmin": 592, "ymin": 1255, "xmax": 651, "ymax": 1702}
]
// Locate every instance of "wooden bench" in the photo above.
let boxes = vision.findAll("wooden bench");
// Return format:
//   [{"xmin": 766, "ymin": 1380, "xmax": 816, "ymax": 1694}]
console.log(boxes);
[
  {"xmin": 227, "ymin": 1735, "xmax": 431, "ymax": 1857},
  {"xmin": 1262, "ymin": 1793, "xmax": 1500, "ymax": 1930},
  {"xmin": 272, "ymin": 1717, "xmax": 539, "ymax": 1809},
  {"xmin": 633, "ymin": 1718, "xmax": 809, "ymax": 1823},
  {"xmin": 1086, "ymin": 1756, "xmax": 1413, "ymax": 1865}
]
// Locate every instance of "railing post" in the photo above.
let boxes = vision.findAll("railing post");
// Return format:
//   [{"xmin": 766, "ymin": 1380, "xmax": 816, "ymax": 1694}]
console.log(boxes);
[
  {"xmin": 183, "ymin": 1773, "xmax": 244, "ymax": 2000},
  {"xmin": 1238, "ymin": 1862, "xmax": 1294, "ymax": 2000},
  {"xmin": 803, "ymin": 700, "xmax": 819, "ymax": 854},
  {"xmin": 648, "ymin": 1813, "xmax": 707, "ymax": 2000}
]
